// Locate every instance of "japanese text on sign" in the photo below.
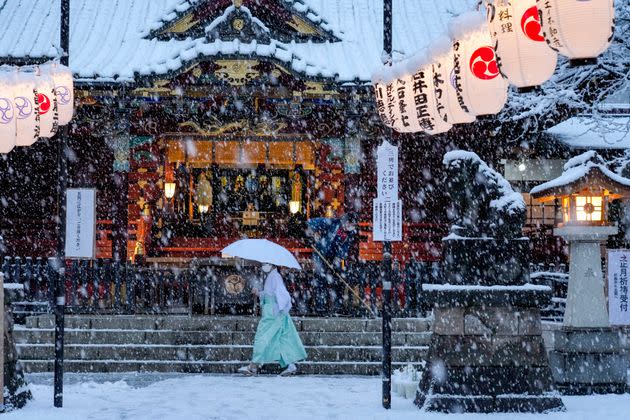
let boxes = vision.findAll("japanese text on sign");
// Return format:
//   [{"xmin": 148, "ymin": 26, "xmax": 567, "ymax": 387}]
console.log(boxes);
[
  {"xmin": 373, "ymin": 199, "xmax": 403, "ymax": 241},
  {"xmin": 376, "ymin": 141, "xmax": 399, "ymax": 201},
  {"xmin": 65, "ymin": 188, "xmax": 96, "ymax": 259},
  {"xmin": 608, "ymin": 250, "xmax": 630, "ymax": 325}
]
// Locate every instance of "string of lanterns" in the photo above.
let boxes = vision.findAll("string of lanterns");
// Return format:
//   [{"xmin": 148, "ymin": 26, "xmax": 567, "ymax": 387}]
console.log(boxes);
[
  {"xmin": 0, "ymin": 62, "xmax": 74, "ymax": 153},
  {"xmin": 373, "ymin": 0, "xmax": 616, "ymax": 134}
]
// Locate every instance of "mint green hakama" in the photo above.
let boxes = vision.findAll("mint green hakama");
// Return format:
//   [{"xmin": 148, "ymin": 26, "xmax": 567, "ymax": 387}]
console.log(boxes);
[{"xmin": 252, "ymin": 296, "xmax": 307, "ymax": 368}]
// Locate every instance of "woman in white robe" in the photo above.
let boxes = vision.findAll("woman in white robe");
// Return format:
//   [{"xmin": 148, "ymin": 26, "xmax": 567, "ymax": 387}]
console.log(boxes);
[{"xmin": 238, "ymin": 264, "xmax": 307, "ymax": 376}]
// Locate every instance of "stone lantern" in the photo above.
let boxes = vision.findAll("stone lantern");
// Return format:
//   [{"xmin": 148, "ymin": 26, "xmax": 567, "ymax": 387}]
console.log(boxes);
[{"xmin": 530, "ymin": 151, "xmax": 630, "ymax": 393}]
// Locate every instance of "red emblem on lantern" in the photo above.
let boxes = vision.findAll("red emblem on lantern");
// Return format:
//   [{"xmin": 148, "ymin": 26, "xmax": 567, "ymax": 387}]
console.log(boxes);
[
  {"xmin": 38, "ymin": 93, "xmax": 51, "ymax": 114},
  {"xmin": 469, "ymin": 46, "xmax": 499, "ymax": 80},
  {"xmin": 521, "ymin": 6, "xmax": 544, "ymax": 42}
]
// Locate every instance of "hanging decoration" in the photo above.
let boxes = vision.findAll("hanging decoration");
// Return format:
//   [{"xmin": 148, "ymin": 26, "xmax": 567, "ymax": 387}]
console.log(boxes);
[
  {"xmin": 373, "ymin": 81, "xmax": 394, "ymax": 129},
  {"xmin": 0, "ymin": 68, "xmax": 16, "ymax": 153},
  {"xmin": 373, "ymin": 53, "xmax": 451, "ymax": 135},
  {"xmin": 29, "ymin": 67, "xmax": 58, "ymax": 139},
  {"xmin": 488, "ymin": 0, "xmax": 557, "ymax": 90},
  {"xmin": 537, "ymin": 0, "xmax": 615, "ymax": 64},
  {"xmin": 429, "ymin": 37, "xmax": 476, "ymax": 125},
  {"xmin": 449, "ymin": 11, "xmax": 509, "ymax": 116},
  {"xmin": 1, "ymin": 61, "xmax": 74, "ymax": 153},
  {"xmin": 42, "ymin": 62, "xmax": 74, "ymax": 125},
  {"xmin": 14, "ymin": 69, "xmax": 40, "ymax": 147}
]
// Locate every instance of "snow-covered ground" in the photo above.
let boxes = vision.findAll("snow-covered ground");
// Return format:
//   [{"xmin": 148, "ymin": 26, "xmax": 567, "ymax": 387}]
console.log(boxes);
[{"xmin": 3, "ymin": 373, "xmax": 630, "ymax": 420}]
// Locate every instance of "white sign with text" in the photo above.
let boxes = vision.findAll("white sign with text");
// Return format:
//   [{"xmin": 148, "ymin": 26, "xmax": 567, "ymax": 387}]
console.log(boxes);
[
  {"xmin": 608, "ymin": 249, "xmax": 630, "ymax": 325},
  {"xmin": 376, "ymin": 140, "xmax": 399, "ymax": 202},
  {"xmin": 65, "ymin": 188, "xmax": 96, "ymax": 259},
  {"xmin": 372, "ymin": 198, "xmax": 402, "ymax": 241}
]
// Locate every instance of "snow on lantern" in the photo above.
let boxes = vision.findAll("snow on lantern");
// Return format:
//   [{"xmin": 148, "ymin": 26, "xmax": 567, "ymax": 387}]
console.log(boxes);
[
  {"xmin": 537, "ymin": 0, "xmax": 615, "ymax": 65},
  {"xmin": 428, "ymin": 37, "xmax": 476, "ymax": 125},
  {"xmin": 0, "ymin": 68, "xmax": 17, "ymax": 154},
  {"xmin": 531, "ymin": 151, "xmax": 629, "ymax": 226},
  {"xmin": 488, "ymin": 0, "xmax": 557, "ymax": 91},
  {"xmin": 379, "ymin": 53, "xmax": 451, "ymax": 135},
  {"xmin": 41, "ymin": 62, "xmax": 74, "ymax": 126},
  {"xmin": 13, "ymin": 69, "xmax": 40, "ymax": 147},
  {"xmin": 449, "ymin": 11, "xmax": 508, "ymax": 116}
]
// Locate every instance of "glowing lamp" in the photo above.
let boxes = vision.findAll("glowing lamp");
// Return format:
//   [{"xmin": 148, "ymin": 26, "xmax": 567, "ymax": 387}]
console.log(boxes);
[
  {"xmin": 488, "ymin": 0, "xmax": 557, "ymax": 90},
  {"xmin": 449, "ymin": 11, "xmax": 509, "ymax": 116},
  {"xmin": 537, "ymin": 0, "xmax": 615, "ymax": 64},
  {"xmin": 164, "ymin": 182, "xmax": 176, "ymax": 199},
  {"xmin": 560, "ymin": 193, "xmax": 606, "ymax": 224},
  {"xmin": 289, "ymin": 200, "xmax": 301, "ymax": 214},
  {"xmin": 198, "ymin": 204, "xmax": 209, "ymax": 214},
  {"xmin": 531, "ymin": 152, "xmax": 630, "ymax": 227}
]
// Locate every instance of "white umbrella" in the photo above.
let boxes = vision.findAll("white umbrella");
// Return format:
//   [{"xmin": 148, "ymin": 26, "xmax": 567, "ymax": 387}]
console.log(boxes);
[{"xmin": 221, "ymin": 239, "xmax": 302, "ymax": 270}]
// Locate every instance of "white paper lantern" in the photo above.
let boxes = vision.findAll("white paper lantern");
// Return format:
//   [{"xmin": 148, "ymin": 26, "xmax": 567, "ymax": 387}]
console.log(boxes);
[
  {"xmin": 489, "ymin": 0, "xmax": 557, "ymax": 89},
  {"xmin": 41, "ymin": 63, "xmax": 74, "ymax": 125},
  {"xmin": 31, "ymin": 67, "xmax": 58, "ymax": 138},
  {"xmin": 429, "ymin": 37, "xmax": 476, "ymax": 125},
  {"xmin": 537, "ymin": 0, "xmax": 614, "ymax": 63},
  {"xmin": 0, "ymin": 69, "xmax": 17, "ymax": 153},
  {"xmin": 408, "ymin": 64, "xmax": 451, "ymax": 135},
  {"xmin": 373, "ymin": 81, "xmax": 393, "ymax": 128},
  {"xmin": 449, "ymin": 12, "xmax": 509, "ymax": 116},
  {"xmin": 13, "ymin": 70, "xmax": 40, "ymax": 146}
]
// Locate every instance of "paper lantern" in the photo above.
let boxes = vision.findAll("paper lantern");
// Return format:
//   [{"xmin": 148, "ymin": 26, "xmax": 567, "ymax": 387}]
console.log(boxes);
[
  {"xmin": 0, "ymin": 69, "xmax": 17, "ymax": 153},
  {"xmin": 373, "ymin": 81, "xmax": 394, "ymax": 128},
  {"xmin": 537, "ymin": 0, "xmax": 614, "ymax": 63},
  {"xmin": 13, "ymin": 70, "xmax": 40, "ymax": 146},
  {"xmin": 429, "ymin": 37, "xmax": 476, "ymax": 125},
  {"xmin": 489, "ymin": 0, "xmax": 557, "ymax": 90},
  {"xmin": 406, "ymin": 64, "xmax": 451, "ymax": 134},
  {"xmin": 41, "ymin": 63, "xmax": 74, "ymax": 125},
  {"xmin": 31, "ymin": 67, "xmax": 58, "ymax": 138},
  {"xmin": 449, "ymin": 11, "xmax": 508, "ymax": 116}
]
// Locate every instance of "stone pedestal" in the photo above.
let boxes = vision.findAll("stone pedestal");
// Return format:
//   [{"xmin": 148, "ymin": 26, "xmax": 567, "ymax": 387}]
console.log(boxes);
[
  {"xmin": 416, "ymin": 237, "xmax": 564, "ymax": 413},
  {"xmin": 549, "ymin": 328, "xmax": 627, "ymax": 394},
  {"xmin": 549, "ymin": 225, "xmax": 627, "ymax": 394}
]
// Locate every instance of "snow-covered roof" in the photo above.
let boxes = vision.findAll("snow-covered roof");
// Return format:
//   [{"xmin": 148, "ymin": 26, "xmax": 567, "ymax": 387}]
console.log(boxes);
[
  {"xmin": 547, "ymin": 116, "xmax": 630, "ymax": 150},
  {"xmin": 530, "ymin": 151, "xmax": 630, "ymax": 200},
  {"xmin": 0, "ymin": 0, "xmax": 475, "ymax": 83}
]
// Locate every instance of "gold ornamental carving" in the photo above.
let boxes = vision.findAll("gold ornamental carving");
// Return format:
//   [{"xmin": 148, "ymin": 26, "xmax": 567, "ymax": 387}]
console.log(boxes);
[
  {"xmin": 162, "ymin": 14, "xmax": 199, "ymax": 35},
  {"xmin": 232, "ymin": 18, "xmax": 245, "ymax": 31},
  {"xmin": 214, "ymin": 60, "xmax": 260, "ymax": 86},
  {"xmin": 224, "ymin": 274, "xmax": 246, "ymax": 295}
]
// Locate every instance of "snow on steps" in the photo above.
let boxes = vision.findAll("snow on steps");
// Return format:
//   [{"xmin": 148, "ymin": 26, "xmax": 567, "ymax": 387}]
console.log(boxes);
[{"xmin": 14, "ymin": 315, "xmax": 431, "ymax": 375}]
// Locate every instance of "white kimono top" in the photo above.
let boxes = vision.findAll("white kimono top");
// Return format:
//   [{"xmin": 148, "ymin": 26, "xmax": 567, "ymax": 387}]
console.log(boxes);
[{"xmin": 262, "ymin": 268, "xmax": 292, "ymax": 315}]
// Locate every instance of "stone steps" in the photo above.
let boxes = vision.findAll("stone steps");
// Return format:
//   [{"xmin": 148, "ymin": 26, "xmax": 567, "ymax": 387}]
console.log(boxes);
[
  {"xmin": 15, "ymin": 315, "xmax": 431, "ymax": 375},
  {"xmin": 18, "ymin": 360, "xmax": 418, "ymax": 376}
]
